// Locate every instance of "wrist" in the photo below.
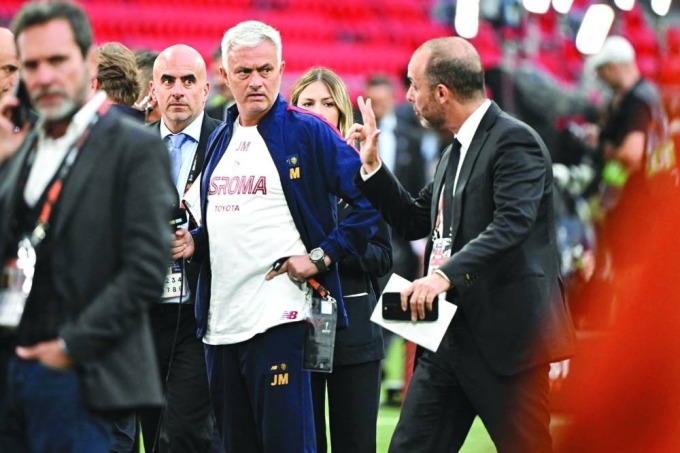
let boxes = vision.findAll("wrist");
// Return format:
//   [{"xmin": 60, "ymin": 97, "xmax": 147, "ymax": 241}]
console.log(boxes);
[{"xmin": 309, "ymin": 247, "xmax": 330, "ymax": 273}]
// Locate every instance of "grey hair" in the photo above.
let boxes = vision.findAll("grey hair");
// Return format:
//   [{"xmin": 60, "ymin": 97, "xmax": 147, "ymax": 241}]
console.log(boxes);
[{"xmin": 221, "ymin": 21, "xmax": 282, "ymax": 70}]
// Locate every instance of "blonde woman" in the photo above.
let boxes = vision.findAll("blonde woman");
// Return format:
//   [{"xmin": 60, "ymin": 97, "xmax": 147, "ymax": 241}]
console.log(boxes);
[{"xmin": 291, "ymin": 67, "xmax": 391, "ymax": 453}]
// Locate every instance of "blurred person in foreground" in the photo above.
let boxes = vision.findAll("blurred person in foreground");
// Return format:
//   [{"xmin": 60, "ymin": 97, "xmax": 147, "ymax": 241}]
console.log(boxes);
[
  {"xmin": 351, "ymin": 36, "xmax": 575, "ymax": 452},
  {"xmin": 290, "ymin": 67, "xmax": 391, "ymax": 453},
  {"xmin": 138, "ymin": 43, "xmax": 221, "ymax": 453},
  {"xmin": 556, "ymin": 130, "xmax": 680, "ymax": 451},
  {"xmin": 171, "ymin": 20, "xmax": 380, "ymax": 452},
  {"xmin": 0, "ymin": 27, "xmax": 19, "ymax": 99},
  {"xmin": 0, "ymin": 2, "xmax": 174, "ymax": 451},
  {"xmin": 95, "ymin": 39, "xmax": 148, "ymax": 453}
]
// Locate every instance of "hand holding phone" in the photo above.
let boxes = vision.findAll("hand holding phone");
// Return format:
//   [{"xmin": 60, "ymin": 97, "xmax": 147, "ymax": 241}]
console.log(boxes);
[
  {"xmin": 9, "ymin": 79, "xmax": 30, "ymax": 129},
  {"xmin": 382, "ymin": 292, "xmax": 439, "ymax": 322},
  {"xmin": 0, "ymin": 82, "xmax": 30, "ymax": 164}
]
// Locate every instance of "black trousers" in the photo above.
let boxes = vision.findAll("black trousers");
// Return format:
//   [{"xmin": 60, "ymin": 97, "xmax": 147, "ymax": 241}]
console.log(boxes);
[
  {"xmin": 139, "ymin": 303, "xmax": 213, "ymax": 453},
  {"xmin": 389, "ymin": 317, "xmax": 551, "ymax": 453},
  {"xmin": 311, "ymin": 360, "xmax": 382, "ymax": 453}
]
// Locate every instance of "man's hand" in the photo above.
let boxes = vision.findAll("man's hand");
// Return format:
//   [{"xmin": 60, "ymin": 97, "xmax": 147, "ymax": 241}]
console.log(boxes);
[
  {"xmin": 265, "ymin": 255, "xmax": 318, "ymax": 284},
  {"xmin": 345, "ymin": 96, "xmax": 381, "ymax": 174},
  {"xmin": 16, "ymin": 339, "xmax": 74, "ymax": 369},
  {"xmin": 0, "ymin": 94, "xmax": 29, "ymax": 164},
  {"xmin": 403, "ymin": 273, "xmax": 451, "ymax": 321},
  {"xmin": 171, "ymin": 229, "xmax": 194, "ymax": 260}
]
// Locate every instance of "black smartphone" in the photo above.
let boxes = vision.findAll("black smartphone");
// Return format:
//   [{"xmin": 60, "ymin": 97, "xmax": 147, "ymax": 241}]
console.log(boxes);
[
  {"xmin": 382, "ymin": 292, "xmax": 438, "ymax": 321},
  {"xmin": 10, "ymin": 79, "xmax": 31, "ymax": 128}
]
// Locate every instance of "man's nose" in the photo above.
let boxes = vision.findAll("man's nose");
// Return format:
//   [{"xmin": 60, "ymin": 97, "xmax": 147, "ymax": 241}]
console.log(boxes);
[
  {"xmin": 35, "ymin": 65, "xmax": 56, "ymax": 86},
  {"xmin": 249, "ymin": 72, "xmax": 263, "ymax": 88},
  {"xmin": 406, "ymin": 85, "xmax": 414, "ymax": 103}
]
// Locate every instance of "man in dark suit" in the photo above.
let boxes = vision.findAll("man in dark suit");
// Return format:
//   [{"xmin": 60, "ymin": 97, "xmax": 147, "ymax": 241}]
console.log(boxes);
[
  {"xmin": 139, "ymin": 44, "xmax": 221, "ymax": 453},
  {"xmin": 0, "ymin": 2, "xmax": 174, "ymax": 451},
  {"xmin": 364, "ymin": 74, "xmax": 426, "ymax": 285},
  {"xmin": 352, "ymin": 37, "xmax": 576, "ymax": 452}
]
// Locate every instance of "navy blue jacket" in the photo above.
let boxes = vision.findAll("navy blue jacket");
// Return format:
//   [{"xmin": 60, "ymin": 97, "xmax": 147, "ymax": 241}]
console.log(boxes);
[{"xmin": 191, "ymin": 95, "xmax": 381, "ymax": 334}]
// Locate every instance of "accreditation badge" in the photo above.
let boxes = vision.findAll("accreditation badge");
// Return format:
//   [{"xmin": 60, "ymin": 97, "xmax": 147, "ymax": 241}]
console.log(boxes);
[
  {"xmin": 428, "ymin": 237, "xmax": 452, "ymax": 275},
  {"xmin": 0, "ymin": 237, "xmax": 36, "ymax": 328},
  {"xmin": 303, "ymin": 294, "xmax": 337, "ymax": 373},
  {"xmin": 162, "ymin": 260, "xmax": 188, "ymax": 300}
]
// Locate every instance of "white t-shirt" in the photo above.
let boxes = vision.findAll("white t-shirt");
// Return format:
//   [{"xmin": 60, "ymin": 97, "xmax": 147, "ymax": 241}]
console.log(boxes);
[{"xmin": 204, "ymin": 119, "xmax": 309, "ymax": 345}]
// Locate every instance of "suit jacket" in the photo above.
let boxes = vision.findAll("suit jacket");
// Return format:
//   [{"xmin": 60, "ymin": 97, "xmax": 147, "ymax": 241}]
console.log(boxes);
[
  {"xmin": 150, "ymin": 113, "xmax": 222, "ymax": 297},
  {"xmin": 357, "ymin": 102, "xmax": 576, "ymax": 376},
  {"xmin": 334, "ymin": 204, "xmax": 391, "ymax": 366},
  {"xmin": 0, "ymin": 109, "xmax": 176, "ymax": 410}
]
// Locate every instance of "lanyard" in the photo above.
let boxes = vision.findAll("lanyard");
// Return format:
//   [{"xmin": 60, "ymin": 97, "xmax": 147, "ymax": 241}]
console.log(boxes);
[
  {"xmin": 182, "ymin": 148, "xmax": 201, "ymax": 196},
  {"xmin": 26, "ymin": 100, "xmax": 111, "ymax": 246},
  {"xmin": 306, "ymin": 277, "xmax": 330, "ymax": 299}
]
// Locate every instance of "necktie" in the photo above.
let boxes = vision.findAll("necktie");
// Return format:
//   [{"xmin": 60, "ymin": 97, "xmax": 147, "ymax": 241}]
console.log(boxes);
[
  {"xmin": 167, "ymin": 133, "xmax": 189, "ymax": 184},
  {"xmin": 442, "ymin": 138, "xmax": 462, "ymax": 237}
]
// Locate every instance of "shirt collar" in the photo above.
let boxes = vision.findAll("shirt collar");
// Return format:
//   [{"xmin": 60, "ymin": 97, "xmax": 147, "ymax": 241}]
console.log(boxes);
[
  {"xmin": 379, "ymin": 111, "xmax": 397, "ymax": 131},
  {"xmin": 455, "ymin": 99, "xmax": 491, "ymax": 150},
  {"xmin": 160, "ymin": 111, "xmax": 204, "ymax": 142},
  {"xmin": 37, "ymin": 91, "xmax": 108, "ymax": 144}
]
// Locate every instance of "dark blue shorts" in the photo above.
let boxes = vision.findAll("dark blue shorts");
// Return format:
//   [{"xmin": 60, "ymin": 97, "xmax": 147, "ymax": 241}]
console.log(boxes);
[{"xmin": 205, "ymin": 321, "xmax": 316, "ymax": 453}]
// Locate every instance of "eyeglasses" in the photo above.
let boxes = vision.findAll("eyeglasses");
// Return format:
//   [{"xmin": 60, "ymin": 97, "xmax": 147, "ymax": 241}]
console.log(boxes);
[{"xmin": 0, "ymin": 64, "xmax": 19, "ymax": 77}]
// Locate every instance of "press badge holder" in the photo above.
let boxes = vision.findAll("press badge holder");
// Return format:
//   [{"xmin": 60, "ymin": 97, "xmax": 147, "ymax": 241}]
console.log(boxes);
[
  {"xmin": 162, "ymin": 260, "xmax": 188, "ymax": 300},
  {"xmin": 303, "ymin": 278, "xmax": 337, "ymax": 373},
  {"xmin": 0, "ymin": 238, "xmax": 36, "ymax": 328}
]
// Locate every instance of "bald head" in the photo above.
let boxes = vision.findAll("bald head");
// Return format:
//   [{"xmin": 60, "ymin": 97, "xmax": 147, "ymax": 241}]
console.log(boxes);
[
  {"xmin": 417, "ymin": 36, "xmax": 485, "ymax": 103},
  {"xmin": 0, "ymin": 27, "xmax": 19, "ymax": 97},
  {"xmin": 152, "ymin": 44, "xmax": 209, "ymax": 133}
]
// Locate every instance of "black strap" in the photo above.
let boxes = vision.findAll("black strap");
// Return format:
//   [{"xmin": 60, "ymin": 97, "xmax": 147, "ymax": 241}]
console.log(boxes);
[{"xmin": 442, "ymin": 138, "xmax": 462, "ymax": 239}]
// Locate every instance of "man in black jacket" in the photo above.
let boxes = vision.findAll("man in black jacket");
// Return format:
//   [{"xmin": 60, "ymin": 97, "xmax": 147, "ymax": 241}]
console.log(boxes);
[
  {"xmin": 352, "ymin": 36, "xmax": 576, "ymax": 452},
  {"xmin": 139, "ymin": 44, "xmax": 221, "ymax": 453},
  {"xmin": 0, "ymin": 3, "xmax": 173, "ymax": 451}
]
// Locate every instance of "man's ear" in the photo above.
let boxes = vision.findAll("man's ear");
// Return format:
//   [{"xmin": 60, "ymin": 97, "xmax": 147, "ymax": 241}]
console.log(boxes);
[
  {"xmin": 219, "ymin": 66, "xmax": 229, "ymax": 89},
  {"xmin": 92, "ymin": 78, "xmax": 100, "ymax": 91},
  {"xmin": 436, "ymin": 84, "xmax": 449, "ymax": 104}
]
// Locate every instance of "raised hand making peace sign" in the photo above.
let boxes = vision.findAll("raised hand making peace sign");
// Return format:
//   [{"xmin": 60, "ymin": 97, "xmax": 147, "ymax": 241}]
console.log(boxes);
[{"xmin": 344, "ymin": 95, "xmax": 381, "ymax": 175}]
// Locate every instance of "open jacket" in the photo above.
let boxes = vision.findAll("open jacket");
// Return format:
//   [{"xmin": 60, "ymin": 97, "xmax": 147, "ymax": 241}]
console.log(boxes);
[{"xmin": 191, "ymin": 95, "xmax": 382, "ymax": 334}]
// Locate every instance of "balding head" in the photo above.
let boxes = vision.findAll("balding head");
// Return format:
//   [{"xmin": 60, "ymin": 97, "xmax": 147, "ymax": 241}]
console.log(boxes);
[
  {"xmin": 0, "ymin": 27, "xmax": 19, "ymax": 97},
  {"xmin": 152, "ymin": 44, "xmax": 209, "ymax": 133},
  {"xmin": 417, "ymin": 37, "xmax": 485, "ymax": 104}
]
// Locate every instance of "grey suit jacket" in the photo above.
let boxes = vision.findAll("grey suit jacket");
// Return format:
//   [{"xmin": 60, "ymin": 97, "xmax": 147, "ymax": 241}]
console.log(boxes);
[
  {"xmin": 357, "ymin": 102, "xmax": 576, "ymax": 375},
  {"xmin": 0, "ymin": 109, "xmax": 175, "ymax": 410}
]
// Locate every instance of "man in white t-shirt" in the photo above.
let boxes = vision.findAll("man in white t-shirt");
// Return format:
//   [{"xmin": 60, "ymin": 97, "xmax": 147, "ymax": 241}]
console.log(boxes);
[{"xmin": 172, "ymin": 20, "xmax": 381, "ymax": 453}]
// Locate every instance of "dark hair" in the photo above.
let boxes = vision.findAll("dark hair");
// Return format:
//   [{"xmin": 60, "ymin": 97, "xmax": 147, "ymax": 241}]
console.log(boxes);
[
  {"xmin": 365, "ymin": 74, "xmax": 394, "ymax": 90},
  {"xmin": 134, "ymin": 49, "xmax": 158, "ymax": 97},
  {"xmin": 11, "ymin": 1, "xmax": 93, "ymax": 58},
  {"xmin": 423, "ymin": 38, "xmax": 485, "ymax": 103},
  {"xmin": 97, "ymin": 42, "xmax": 140, "ymax": 106}
]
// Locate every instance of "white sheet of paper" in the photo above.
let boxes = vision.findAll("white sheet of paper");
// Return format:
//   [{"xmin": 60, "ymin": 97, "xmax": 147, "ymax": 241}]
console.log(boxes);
[{"xmin": 370, "ymin": 273, "xmax": 457, "ymax": 352}]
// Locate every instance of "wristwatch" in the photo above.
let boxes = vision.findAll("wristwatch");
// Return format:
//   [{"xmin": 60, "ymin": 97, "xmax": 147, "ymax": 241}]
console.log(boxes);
[{"xmin": 309, "ymin": 247, "xmax": 329, "ymax": 273}]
